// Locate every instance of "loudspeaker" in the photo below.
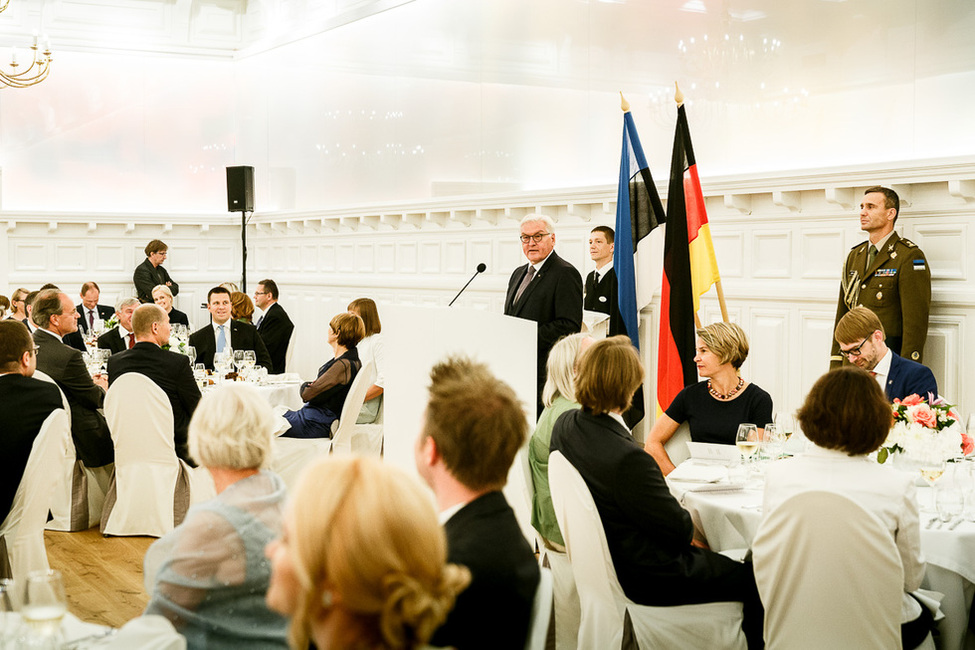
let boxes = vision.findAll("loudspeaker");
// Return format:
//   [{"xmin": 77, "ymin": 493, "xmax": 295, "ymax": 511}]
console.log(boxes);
[{"xmin": 226, "ymin": 166, "xmax": 255, "ymax": 212}]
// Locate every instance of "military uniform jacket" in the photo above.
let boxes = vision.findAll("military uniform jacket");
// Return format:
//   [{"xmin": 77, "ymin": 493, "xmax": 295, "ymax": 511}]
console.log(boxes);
[{"xmin": 831, "ymin": 232, "xmax": 931, "ymax": 365}]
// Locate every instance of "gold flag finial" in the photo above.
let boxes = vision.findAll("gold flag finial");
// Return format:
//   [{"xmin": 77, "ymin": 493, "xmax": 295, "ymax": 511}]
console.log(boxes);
[
  {"xmin": 674, "ymin": 82, "xmax": 684, "ymax": 107},
  {"xmin": 620, "ymin": 92, "xmax": 630, "ymax": 113}
]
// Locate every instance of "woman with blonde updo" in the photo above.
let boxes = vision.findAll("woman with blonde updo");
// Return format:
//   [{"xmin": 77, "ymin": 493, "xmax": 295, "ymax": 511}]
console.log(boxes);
[{"xmin": 265, "ymin": 456, "xmax": 470, "ymax": 650}]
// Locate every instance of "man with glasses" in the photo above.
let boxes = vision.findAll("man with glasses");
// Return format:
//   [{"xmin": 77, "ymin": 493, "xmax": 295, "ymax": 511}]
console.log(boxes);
[
  {"xmin": 504, "ymin": 214, "xmax": 583, "ymax": 416},
  {"xmin": 0, "ymin": 320, "xmax": 64, "ymax": 520},
  {"xmin": 253, "ymin": 279, "xmax": 294, "ymax": 375},
  {"xmin": 834, "ymin": 306, "xmax": 936, "ymax": 402}
]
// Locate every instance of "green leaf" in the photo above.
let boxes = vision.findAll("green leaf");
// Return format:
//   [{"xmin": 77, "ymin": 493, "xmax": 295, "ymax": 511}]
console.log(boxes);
[{"xmin": 877, "ymin": 448, "xmax": 889, "ymax": 464}]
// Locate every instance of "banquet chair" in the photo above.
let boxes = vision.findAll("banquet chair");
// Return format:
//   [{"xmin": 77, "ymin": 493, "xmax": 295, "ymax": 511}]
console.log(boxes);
[
  {"xmin": 284, "ymin": 326, "xmax": 297, "ymax": 373},
  {"xmin": 351, "ymin": 398, "xmax": 384, "ymax": 456},
  {"xmin": 664, "ymin": 421, "xmax": 692, "ymax": 467},
  {"xmin": 34, "ymin": 369, "xmax": 111, "ymax": 532},
  {"xmin": 271, "ymin": 361, "xmax": 375, "ymax": 490},
  {"xmin": 101, "ymin": 373, "xmax": 214, "ymax": 538},
  {"xmin": 524, "ymin": 567, "xmax": 554, "ymax": 650},
  {"xmin": 0, "ymin": 409, "xmax": 71, "ymax": 579},
  {"xmin": 752, "ymin": 490, "xmax": 904, "ymax": 649},
  {"xmin": 548, "ymin": 452, "xmax": 746, "ymax": 650}
]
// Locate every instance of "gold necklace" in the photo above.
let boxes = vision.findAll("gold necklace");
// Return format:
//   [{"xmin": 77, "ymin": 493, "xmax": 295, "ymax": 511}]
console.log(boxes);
[{"xmin": 708, "ymin": 376, "xmax": 744, "ymax": 400}]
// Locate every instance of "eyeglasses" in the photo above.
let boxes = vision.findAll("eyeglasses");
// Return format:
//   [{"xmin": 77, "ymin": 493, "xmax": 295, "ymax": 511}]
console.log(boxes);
[
  {"xmin": 253, "ymin": 291, "xmax": 268, "ymax": 296},
  {"xmin": 519, "ymin": 232, "xmax": 551, "ymax": 244},
  {"xmin": 839, "ymin": 334, "xmax": 874, "ymax": 358},
  {"xmin": 30, "ymin": 346, "xmax": 39, "ymax": 356}
]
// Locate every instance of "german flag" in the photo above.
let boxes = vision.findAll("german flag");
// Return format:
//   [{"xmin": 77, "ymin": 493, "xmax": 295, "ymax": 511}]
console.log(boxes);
[{"xmin": 658, "ymin": 103, "xmax": 719, "ymax": 412}]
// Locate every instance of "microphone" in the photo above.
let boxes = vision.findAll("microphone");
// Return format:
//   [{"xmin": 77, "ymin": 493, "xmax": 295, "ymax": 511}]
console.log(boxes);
[{"xmin": 449, "ymin": 263, "xmax": 487, "ymax": 307}]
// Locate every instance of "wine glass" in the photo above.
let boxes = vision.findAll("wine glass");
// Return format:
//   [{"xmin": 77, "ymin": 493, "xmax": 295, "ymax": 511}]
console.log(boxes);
[
  {"xmin": 735, "ymin": 424, "xmax": 760, "ymax": 473},
  {"xmin": 919, "ymin": 459, "xmax": 947, "ymax": 512},
  {"xmin": 21, "ymin": 570, "xmax": 66, "ymax": 647},
  {"xmin": 763, "ymin": 423, "xmax": 785, "ymax": 461},
  {"xmin": 184, "ymin": 346, "xmax": 196, "ymax": 364},
  {"xmin": 193, "ymin": 363, "xmax": 208, "ymax": 389},
  {"xmin": 241, "ymin": 350, "xmax": 256, "ymax": 371},
  {"xmin": 0, "ymin": 578, "xmax": 19, "ymax": 646},
  {"xmin": 233, "ymin": 350, "xmax": 247, "ymax": 374}
]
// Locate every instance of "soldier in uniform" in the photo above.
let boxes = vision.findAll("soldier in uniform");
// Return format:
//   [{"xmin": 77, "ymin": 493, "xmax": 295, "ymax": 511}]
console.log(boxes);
[{"xmin": 830, "ymin": 186, "xmax": 931, "ymax": 368}]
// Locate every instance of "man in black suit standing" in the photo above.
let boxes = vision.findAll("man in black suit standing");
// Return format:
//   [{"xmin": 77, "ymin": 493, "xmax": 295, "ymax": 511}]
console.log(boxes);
[
  {"xmin": 133, "ymin": 239, "xmax": 179, "ymax": 303},
  {"xmin": 0, "ymin": 320, "xmax": 64, "ymax": 521},
  {"xmin": 254, "ymin": 278, "xmax": 294, "ymax": 374},
  {"xmin": 189, "ymin": 286, "xmax": 272, "ymax": 371},
  {"xmin": 31, "ymin": 289, "xmax": 114, "ymax": 469},
  {"xmin": 584, "ymin": 225, "xmax": 618, "ymax": 317},
  {"xmin": 97, "ymin": 297, "xmax": 140, "ymax": 354},
  {"xmin": 108, "ymin": 304, "xmax": 201, "ymax": 464},
  {"xmin": 504, "ymin": 214, "xmax": 583, "ymax": 416},
  {"xmin": 415, "ymin": 356, "xmax": 539, "ymax": 650},
  {"xmin": 76, "ymin": 281, "xmax": 115, "ymax": 336}
]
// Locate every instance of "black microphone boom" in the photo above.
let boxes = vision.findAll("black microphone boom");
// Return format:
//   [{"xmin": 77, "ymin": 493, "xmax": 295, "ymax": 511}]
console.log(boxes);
[{"xmin": 448, "ymin": 263, "xmax": 487, "ymax": 307}]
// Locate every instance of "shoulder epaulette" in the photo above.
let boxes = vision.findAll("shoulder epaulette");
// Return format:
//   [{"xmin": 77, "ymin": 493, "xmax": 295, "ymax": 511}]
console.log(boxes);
[{"xmin": 899, "ymin": 238, "xmax": 918, "ymax": 248}]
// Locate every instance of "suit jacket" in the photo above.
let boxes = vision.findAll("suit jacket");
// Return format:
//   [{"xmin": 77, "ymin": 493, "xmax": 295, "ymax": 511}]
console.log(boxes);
[
  {"xmin": 97, "ymin": 327, "xmax": 134, "ymax": 355},
  {"xmin": 32, "ymin": 329, "xmax": 114, "ymax": 467},
  {"xmin": 256, "ymin": 302, "xmax": 294, "ymax": 374},
  {"xmin": 832, "ymin": 232, "xmax": 931, "ymax": 366},
  {"xmin": 886, "ymin": 352, "xmax": 938, "ymax": 403},
  {"xmin": 62, "ymin": 330, "xmax": 88, "ymax": 353},
  {"xmin": 429, "ymin": 491, "xmax": 539, "ymax": 650},
  {"xmin": 133, "ymin": 258, "xmax": 179, "ymax": 303},
  {"xmin": 107, "ymin": 342, "xmax": 201, "ymax": 464},
  {"xmin": 584, "ymin": 266, "xmax": 616, "ymax": 314},
  {"xmin": 0, "ymin": 374, "xmax": 63, "ymax": 521},
  {"xmin": 551, "ymin": 409, "xmax": 751, "ymax": 606},
  {"xmin": 168, "ymin": 308, "xmax": 190, "ymax": 327},
  {"xmin": 189, "ymin": 320, "xmax": 272, "ymax": 371},
  {"xmin": 76, "ymin": 304, "xmax": 115, "ymax": 335}
]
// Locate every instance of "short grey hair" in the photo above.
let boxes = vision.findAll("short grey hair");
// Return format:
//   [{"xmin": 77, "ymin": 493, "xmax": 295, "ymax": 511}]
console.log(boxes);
[
  {"xmin": 151, "ymin": 284, "xmax": 173, "ymax": 300},
  {"xmin": 115, "ymin": 296, "xmax": 140, "ymax": 312},
  {"xmin": 188, "ymin": 384, "xmax": 276, "ymax": 469},
  {"xmin": 542, "ymin": 333, "xmax": 592, "ymax": 408},
  {"xmin": 31, "ymin": 290, "xmax": 64, "ymax": 328},
  {"xmin": 520, "ymin": 213, "xmax": 556, "ymax": 233}
]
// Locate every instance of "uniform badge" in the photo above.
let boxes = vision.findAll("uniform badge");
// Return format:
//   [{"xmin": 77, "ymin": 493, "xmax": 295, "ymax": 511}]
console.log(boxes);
[
  {"xmin": 876, "ymin": 291, "xmax": 883, "ymax": 300},
  {"xmin": 911, "ymin": 351, "xmax": 920, "ymax": 360},
  {"xmin": 598, "ymin": 296, "xmax": 607, "ymax": 303},
  {"xmin": 890, "ymin": 252, "xmax": 897, "ymax": 259},
  {"xmin": 888, "ymin": 244, "xmax": 895, "ymax": 251},
  {"xmin": 913, "ymin": 259, "xmax": 926, "ymax": 270}
]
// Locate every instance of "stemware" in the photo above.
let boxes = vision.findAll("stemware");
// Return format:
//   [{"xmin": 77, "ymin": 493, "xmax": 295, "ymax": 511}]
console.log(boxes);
[
  {"xmin": 193, "ymin": 363, "xmax": 208, "ymax": 389},
  {"xmin": 184, "ymin": 346, "xmax": 196, "ymax": 364},
  {"xmin": 0, "ymin": 578, "xmax": 19, "ymax": 647},
  {"xmin": 763, "ymin": 423, "xmax": 785, "ymax": 461},
  {"xmin": 20, "ymin": 570, "xmax": 66, "ymax": 647},
  {"xmin": 241, "ymin": 350, "xmax": 256, "ymax": 371},
  {"xmin": 735, "ymin": 424, "xmax": 759, "ymax": 473}
]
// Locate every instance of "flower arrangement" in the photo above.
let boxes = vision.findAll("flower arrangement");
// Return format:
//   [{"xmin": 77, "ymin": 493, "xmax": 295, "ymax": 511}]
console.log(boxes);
[
  {"xmin": 105, "ymin": 314, "xmax": 119, "ymax": 329},
  {"xmin": 877, "ymin": 393, "xmax": 973, "ymax": 464}
]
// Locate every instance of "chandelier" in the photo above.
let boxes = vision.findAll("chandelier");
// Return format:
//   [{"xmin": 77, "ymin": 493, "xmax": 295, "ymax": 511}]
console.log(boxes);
[{"xmin": 0, "ymin": 0, "xmax": 53, "ymax": 89}]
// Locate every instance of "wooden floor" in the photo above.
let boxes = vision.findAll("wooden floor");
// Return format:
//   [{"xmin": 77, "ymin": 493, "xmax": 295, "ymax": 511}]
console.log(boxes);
[{"xmin": 45, "ymin": 527, "xmax": 154, "ymax": 628}]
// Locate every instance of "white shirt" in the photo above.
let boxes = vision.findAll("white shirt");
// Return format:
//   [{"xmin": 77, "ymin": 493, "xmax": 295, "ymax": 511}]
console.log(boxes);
[
  {"xmin": 357, "ymin": 333, "xmax": 386, "ymax": 389},
  {"xmin": 872, "ymin": 348, "xmax": 893, "ymax": 392},
  {"xmin": 117, "ymin": 326, "xmax": 135, "ymax": 348},
  {"xmin": 528, "ymin": 249, "xmax": 555, "ymax": 274},
  {"xmin": 764, "ymin": 445, "xmax": 924, "ymax": 623},
  {"xmin": 439, "ymin": 501, "xmax": 466, "ymax": 525},
  {"xmin": 594, "ymin": 260, "xmax": 614, "ymax": 282},
  {"xmin": 37, "ymin": 328, "xmax": 63, "ymax": 343},
  {"xmin": 211, "ymin": 320, "xmax": 233, "ymax": 349}
]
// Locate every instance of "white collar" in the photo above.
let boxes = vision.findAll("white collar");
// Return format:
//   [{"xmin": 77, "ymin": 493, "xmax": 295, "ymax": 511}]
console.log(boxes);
[
  {"xmin": 38, "ymin": 328, "xmax": 63, "ymax": 342},
  {"xmin": 873, "ymin": 348, "xmax": 893, "ymax": 380},
  {"xmin": 608, "ymin": 411, "xmax": 629, "ymax": 432},
  {"xmin": 212, "ymin": 320, "xmax": 232, "ymax": 332},
  {"xmin": 594, "ymin": 260, "xmax": 614, "ymax": 280},
  {"xmin": 438, "ymin": 501, "xmax": 466, "ymax": 525},
  {"xmin": 529, "ymin": 250, "xmax": 555, "ymax": 273}
]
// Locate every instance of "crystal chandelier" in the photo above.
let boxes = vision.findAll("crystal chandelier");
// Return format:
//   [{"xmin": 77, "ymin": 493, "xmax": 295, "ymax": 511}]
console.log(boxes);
[{"xmin": 0, "ymin": 0, "xmax": 53, "ymax": 89}]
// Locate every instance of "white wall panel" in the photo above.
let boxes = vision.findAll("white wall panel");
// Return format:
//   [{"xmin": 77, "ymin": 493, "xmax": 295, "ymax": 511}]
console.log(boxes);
[
  {"xmin": 752, "ymin": 231, "xmax": 792, "ymax": 279},
  {"xmin": 799, "ymin": 229, "xmax": 846, "ymax": 279},
  {"xmin": 915, "ymin": 224, "xmax": 967, "ymax": 281},
  {"xmin": 54, "ymin": 244, "xmax": 86, "ymax": 271},
  {"xmin": 94, "ymin": 245, "xmax": 126, "ymax": 272}
]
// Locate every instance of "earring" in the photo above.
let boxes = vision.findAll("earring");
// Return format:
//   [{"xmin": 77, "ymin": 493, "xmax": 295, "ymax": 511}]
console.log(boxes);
[{"xmin": 321, "ymin": 590, "xmax": 334, "ymax": 608}]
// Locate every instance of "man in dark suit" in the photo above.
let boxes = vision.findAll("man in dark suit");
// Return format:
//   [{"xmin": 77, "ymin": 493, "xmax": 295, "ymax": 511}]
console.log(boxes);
[
  {"xmin": 415, "ymin": 357, "xmax": 539, "ymax": 650},
  {"xmin": 0, "ymin": 320, "xmax": 64, "ymax": 521},
  {"xmin": 835, "ymin": 306, "xmax": 938, "ymax": 402},
  {"xmin": 584, "ymin": 225, "xmax": 618, "ymax": 317},
  {"xmin": 133, "ymin": 239, "xmax": 179, "ymax": 303},
  {"xmin": 31, "ymin": 289, "xmax": 114, "ymax": 468},
  {"xmin": 76, "ymin": 281, "xmax": 115, "ymax": 336},
  {"xmin": 189, "ymin": 286, "xmax": 272, "ymax": 371},
  {"xmin": 254, "ymin": 278, "xmax": 294, "ymax": 374},
  {"xmin": 97, "ymin": 298, "xmax": 140, "ymax": 354},
  {"xmin": 504, "ymin": 214, "xmax": 583, "ymax": 416},
  {"xmin": 108, "ymin": 304, "xmax": 201, "ymax": 464}
]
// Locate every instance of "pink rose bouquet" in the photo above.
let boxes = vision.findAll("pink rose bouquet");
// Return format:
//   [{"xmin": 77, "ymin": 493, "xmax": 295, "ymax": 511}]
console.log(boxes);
[{"xmin": 878, "ymin": 394, "xmax": 969, "ymax": 464}]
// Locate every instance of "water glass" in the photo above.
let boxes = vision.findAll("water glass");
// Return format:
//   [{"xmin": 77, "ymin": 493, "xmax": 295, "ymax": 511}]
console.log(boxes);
[
  {"xmin": 0, "ymin": 579, "xmax": 20, "ymax": 648},
  {"xmin": 193, "ymin": 363, "xmax": 208, "ymax": 389},
  {"xmin": 20, "ymin": 571, "xmax": 66, "ymax": 649},
  {"xmin": 936, "ymin": 484, "xmax": 964, "ymax": 523},
  {"xmin": 763, "ymin": 423, "xmax": 785, "ymax": 461},
  {"xmin": 184, "ymin": 346, "xmax": 196, "ymax": 364}
]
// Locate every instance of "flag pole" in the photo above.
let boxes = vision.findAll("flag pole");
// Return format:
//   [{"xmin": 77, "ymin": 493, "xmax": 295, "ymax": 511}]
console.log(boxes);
[
  {"xmin": 620, "ymin": 91, "xmax": 630, "ymax": 112},
  {"xmin": 674, "ymin": 81, "xmax": 730, "ymax": 324}
]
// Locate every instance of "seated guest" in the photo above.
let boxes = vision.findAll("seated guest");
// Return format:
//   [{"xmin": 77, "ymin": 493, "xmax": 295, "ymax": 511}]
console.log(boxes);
[
  {"xmin": 145, "ymin": 384, "xmax": 289, "ymax": 649},
  {"xmin": 835, "ymin": 306, "xmax": 937, "ymax": 402},
  {"xmin": 0, "ymin": 295, "xmax": 8, "ymax": 319},
  {"xmin": 529, "ymin": 332, "xmax": 592, "ymax": 550},
  {"xmin": 763, "ymin": 366, "xmax": 931, "ymax": 648},
  {"xmin": 152, "ymin": 284, "xmax": 189, "ymax": 327},
  {"xmin": 189, "ymin": 287, "xmax": 271, "ymax": 371},
  {"xmin": 254, "ymin": 279, "xmax": 293, "ymax": 375},
  {"xmin": 23, "ymin": 290, "xmax": 40, "ymax": 332},
  {"xmin": 36, "ymin": 283, "xmax": 87, "ymax": 352},
  {"xmin": 32, "ymin": 289, "xmax": 114, "ymax": 468},
  {"xmin": 645, "ymin": 322, "xmax": 773, "ymax": 475},
  {"xmin": 97, "ymin": 297, "xmax": 140, "ymax": 354},
  {"xmin": 6, "ymin": 288, "xmax": 29, "ymax": 322},
  {"xmin": 265, "ymin": 456, "xmax": 469, "ymax": 650},
  {"xmin": 280, "ymin": 312, "xmax": 363, "ymax": 439},
  {"xmin": 134, "ymin": 239, "xmax": 179, "ymax": 303},
  {"xmin": 0, "ymin": 320, "xmax": 63, "ymax": 521},
  {"xmin": 348, "ymin": 298, "xmax": 385, "ymax": 423},
  {"xmin": 76, "ymin": 281, "xmax": 115, "ymax": 336},
  {"xmin": 231, "ymin": 291, "xmax": 254, "ymax": 324},
  {"xmin": 551, "ymin": 336, "xmax": 763, "ymax": 649},
  {"xmin": 416, "ymin": 356, "xmax": 540, "ymax": 650},
  {"xmin": 107, "ymin": 305, "xmax": 201, "ymax": 465}
]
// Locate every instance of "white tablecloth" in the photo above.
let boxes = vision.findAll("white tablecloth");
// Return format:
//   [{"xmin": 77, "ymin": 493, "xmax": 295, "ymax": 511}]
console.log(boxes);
[
  {"xmin": 203, "ymin": 380, "xmax": 303, "ymax": 411},
  {"xmin": 670, "ymin": 467, "xmax": 975, "ymax": 650}
]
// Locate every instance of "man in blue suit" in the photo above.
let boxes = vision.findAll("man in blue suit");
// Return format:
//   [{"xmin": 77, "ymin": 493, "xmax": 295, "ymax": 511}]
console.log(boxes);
[{"xmin": 835, "ymin": 306, "xmax": 937, "ymax": 402}]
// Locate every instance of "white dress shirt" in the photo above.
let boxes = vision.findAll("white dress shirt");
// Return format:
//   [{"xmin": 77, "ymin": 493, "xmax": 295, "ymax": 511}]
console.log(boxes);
[
  {"xmin": 211, "ymin": 320, "xmax": 233, "ymax": 350},
  {"xmin": 872, "ymin": 348, "xmax": 893, "ymax": 392},
  {"xmin": 357, "ymin": 333, "xmax": 386, "ymax": 389}
]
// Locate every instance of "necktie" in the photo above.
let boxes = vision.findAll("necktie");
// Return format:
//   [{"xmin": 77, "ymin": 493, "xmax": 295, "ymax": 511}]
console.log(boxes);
[
  {"xmin": 256, "ymin": 314, "xmax": 264, "ymax": 328},
  {"xmin": 88, "ymin": 310, "xmax": 94, "ymax": 329},
  {"xmin": 513, "ymin": 266, "xmax": 536, "ymax": 305},
  {"xmin": 866, "ymin": 245, "xmax": 878, "ymax": 270},
  {"xmin": 128, "ymin": 332, "xmax": 135, "ymax": 349},
  {"xmin": 217, "ymin": 325, "xmax": 227, "ymax": 353}
]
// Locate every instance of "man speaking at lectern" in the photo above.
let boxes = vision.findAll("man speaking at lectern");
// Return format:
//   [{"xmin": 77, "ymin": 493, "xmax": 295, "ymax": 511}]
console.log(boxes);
[{"xmin": 504, "ymin": 214, "xmax": 583, "ymax": 416}]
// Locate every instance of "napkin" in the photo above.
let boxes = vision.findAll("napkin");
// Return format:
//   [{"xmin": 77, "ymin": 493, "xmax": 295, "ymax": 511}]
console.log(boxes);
[{"xmin": 668, "ymin": 463, "xmax": 727, "ymax": 484}]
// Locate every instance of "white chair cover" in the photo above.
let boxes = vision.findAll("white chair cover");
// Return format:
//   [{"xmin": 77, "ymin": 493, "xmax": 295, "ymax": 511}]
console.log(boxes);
[
  {"xmin": 664, "ymin": 421, "xmax": 692, "ymax": 468},
  {"xmin": 0, "ymin": 409, "xmax": 71, "ymax": 579},
  {"xmin": 524, "ymin": 566, "xmax": 553, "ymax": 650},
  {"xmin": 284, "ymin": 326, "xmax": 296, "ymax": 374},
  {"xmin": 540, "ymin": 547, "xmax": 581, "ymax": 650},
  {"xmin": 104, "ymin": 614, "xmax": 187, "ymax": 650},
  {"xmin": 548, "ymin": 451, "xmax": 746, "ymax": 650},
  {"xmin": 752, "ymin": 490, "xmax": 903, "ymax": 650},
  {"xmin": 271, "ymin": 361, "xmax": 375, "ymax": 490},
  {"xmin": 351, "ymin": 398, "xmax": 384, "ymax": 456},
  {"xmin": 101, "ymin": 373, "xmax": 213, "ymax": 538}
]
